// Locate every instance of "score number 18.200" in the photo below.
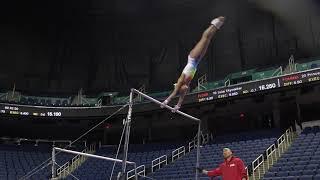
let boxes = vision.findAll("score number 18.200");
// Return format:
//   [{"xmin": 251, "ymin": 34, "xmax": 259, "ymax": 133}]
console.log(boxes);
[{"xmin": 258, "ymin": 83, "xmax": 277, "ymax": 91}]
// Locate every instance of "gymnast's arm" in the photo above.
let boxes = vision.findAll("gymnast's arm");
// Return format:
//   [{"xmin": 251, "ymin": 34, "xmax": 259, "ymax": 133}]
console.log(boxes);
[{"xmin": 173, "ymin": 85, "xmax": 189, "ymax": 112}]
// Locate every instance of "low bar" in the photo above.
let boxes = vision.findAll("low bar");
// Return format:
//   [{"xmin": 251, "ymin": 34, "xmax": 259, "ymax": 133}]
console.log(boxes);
[
  {"xmin": 54, "ymin": 147, "xmax": 135, "ymax": 165},
  {"xmin": 131, "ymin": 89, "xmax": 200, "ymax": 122}
]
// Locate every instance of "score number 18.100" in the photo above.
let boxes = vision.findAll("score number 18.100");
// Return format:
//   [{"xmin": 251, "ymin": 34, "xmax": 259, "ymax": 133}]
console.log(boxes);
[{"xmin": 258, "ymin": 83, "xmax": 277, "ymax": 91}]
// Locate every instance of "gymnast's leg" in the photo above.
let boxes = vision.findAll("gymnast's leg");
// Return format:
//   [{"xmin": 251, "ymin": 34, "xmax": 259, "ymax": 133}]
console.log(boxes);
[{"xmin": 189, "ymin": 16, "xmax": 225, "ymax": 61}]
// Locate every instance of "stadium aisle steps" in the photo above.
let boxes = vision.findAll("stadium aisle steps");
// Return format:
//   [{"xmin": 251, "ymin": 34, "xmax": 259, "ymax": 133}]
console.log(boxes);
[{"xmin": 263, "ymin": 126, "xmax": 320, "ymax": 180}]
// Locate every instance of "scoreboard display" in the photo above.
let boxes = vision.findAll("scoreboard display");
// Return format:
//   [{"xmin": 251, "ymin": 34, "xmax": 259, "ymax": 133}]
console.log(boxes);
[
  {"xmin": 196, "ymin": 68, "xmax": 320, "ymax": 103},
  {"xmin": 0, "ymin": 68, "xmax": 320, "ymax": 118},
  {"xmin": 0, "ymin": 105, "xmax": 62, "ymax": 117},
  {"xmin": 197, "ymin": 78, "xmax": 280, "ymax": 102},
  {"xmin": 0, "ymin": 105, "xmax": 67, "ymax": 117}
]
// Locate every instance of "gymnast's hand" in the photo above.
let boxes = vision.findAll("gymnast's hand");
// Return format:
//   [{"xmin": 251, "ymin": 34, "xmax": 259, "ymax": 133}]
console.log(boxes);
[
  {"xmin": 161, "ymin": 99, "xmax": 169, "ymax": 108},
  {"xmin": 172, "ymin": 104, "xmax": 181, "ymax": 113}
]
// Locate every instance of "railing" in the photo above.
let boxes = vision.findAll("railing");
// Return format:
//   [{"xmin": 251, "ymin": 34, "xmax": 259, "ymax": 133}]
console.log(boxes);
[
  {"xmin": 265, "ymin": 144, "xmax": 277, "ymax": 169},
  {"xmin": 252, "ymin": 154, "xmax": 265, "ymax": 180},
  {"xmin": 172, "ymin": 146, "xmax": 185, "ymax": 161},
  {"xmin": 97, "ymin": 99, "xmax": 102, "ymax": 107},
  {"xmin": 56, "ymin": 144, "xmax": 96, "ymax": 178},
  {"xmin": 151, "ymin": 132, "xmax": 210, "ymax": 174},
  {"xmin": 189, "ymin": 140, "xmax": 196, "ymax": 152},
  {"xmin": 137, "ymin": 85, "xmax": 146, "ymax": 101},
  {"xmin": 127, "ymin": 165, "xmax": 145, "ymax": 180},
  {"xmin": 224, "ymin": 79, "xmax": 230, "ymax": 86},
  {"xmin": 13, "ymin": 138, "xmax": 87, "ymax": 148},
  {"xmin": 285, "ymin": 127, "xmax": 294, "ymax": 145},
  {"xmin": 150, "ymin": 132, "xmax": 210, "ymax": 174},
  {"xmin": 73, "ymin": 144, "xmax": 95, "ymax": 167},
  {"xmin": 16, "ymin": 138, "xmax": 73, "ymax": 146},
  {"xmin": 197, "ymin": 74, "xmax": 208, "ymax": 91},
  {"xmin": 57, "ymin": 161, "xmax": 70, "ymax": 178},
  {"xmin": 52, "ymin": 146, "xmax": 136, "ymax": 180},
  {"xmin": 189, "ymin": 131, "xmax": 210, "ymax": 152},
  {"xmin": 71, "ymin": 153, "xmax": 83, "ymax": 168},
  {"xmin": 0, "ymin": 93, "xmax": 7, "ymax": 100},
  {"xmin": 250, "ymin": 127, "xmax": 296, "ymax": 180},
  {"xmin": 272, "ymin": 66, "xmax": 283, "ymax": 76},
  {"xmin": 151, "ymin": 155, "xmax": 167, "ymax": 172},
  {"xmin": 202, "ymin": 133, "xmax": 210, "ymax": 144},
  {"xmin": 117, "ymin": 96, "xmax": 130, "ymax": 104},
  {"xmin": 5, "ymin": 91, "xmax": 21, "ymax": 102},
  {"xmin": 289, "ymin": 55, "xmax": 296, "ymax": 72},
  {"xmin": 275, "ymin": 127, "xmax": 294, "ymax": 159},
  {"xmin": 276, "ymin": 134, "xmax": 286, "ymax": 158}
]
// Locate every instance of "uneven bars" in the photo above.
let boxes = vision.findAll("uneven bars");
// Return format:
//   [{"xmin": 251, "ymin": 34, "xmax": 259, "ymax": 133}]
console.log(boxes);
[
  {"xmin": 53, "ymin": 147, "xmax": 135, "ymax": 165},
  {"xmin": 131, "ymin": 89, "xmax": 200, "ymax": 122}
]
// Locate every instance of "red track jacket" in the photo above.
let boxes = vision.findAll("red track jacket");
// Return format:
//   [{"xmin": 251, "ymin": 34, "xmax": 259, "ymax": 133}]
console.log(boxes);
[{"xmin": 207, "ymin": 156, "xmax": 247, "ymax": 180}]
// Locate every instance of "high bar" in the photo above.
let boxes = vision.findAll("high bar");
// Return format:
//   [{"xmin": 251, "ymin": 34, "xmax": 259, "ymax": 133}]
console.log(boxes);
[
  {"xmin": 54, "ymin": 147, "xmax": 135, "ymax": 165},
  {"xmin": 131, "ymin": 89, "xmax": 200, "ymax": 122}
]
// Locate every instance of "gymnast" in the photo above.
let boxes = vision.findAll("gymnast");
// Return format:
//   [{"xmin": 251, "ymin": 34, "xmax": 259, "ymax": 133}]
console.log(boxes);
[{"xmin": 161, "ymin": 16, "xmax": 225, "ymax": 112}]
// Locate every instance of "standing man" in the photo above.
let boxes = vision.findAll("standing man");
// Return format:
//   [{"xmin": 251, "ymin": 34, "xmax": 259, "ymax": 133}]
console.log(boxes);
[{"xmin": 197, "ymin": 148, "xmax": 248, "ymax": 180}]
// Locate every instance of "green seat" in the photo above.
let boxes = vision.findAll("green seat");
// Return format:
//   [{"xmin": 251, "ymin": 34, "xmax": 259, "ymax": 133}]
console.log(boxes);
[{"xmin": 252, "ymin": 68, "xmax": 278, "ymax": 81}]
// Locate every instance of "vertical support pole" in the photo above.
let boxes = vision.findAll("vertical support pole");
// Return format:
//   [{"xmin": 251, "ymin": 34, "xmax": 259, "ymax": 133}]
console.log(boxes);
[
  {"xmin": 262, "ymin": 158, "xmax": 265, "ymax": 175},
  {"xmin": 296, "ymin": 102, "xmax": 302, "ymax": 131},
  {"xmin": 134, "ymin": 163, "xmax": 138, "ymax": 180},
  {"xmin": 121, "ymin": 90, "xmax": 133, "ymax": 176},
  {"xmin": 52, "ymin": 147, "xmax": 56, "ymax": 179},
  {"xmin": 252, "ymin": 161, "xmax": 255, "ymax": 180},
  {"xmin": 258, "ymin": 162, "xmax": 261, "ymax": 179},
  {"xmin": 195, "ymin": 121, "xmax": 201, "ymax": 180}
]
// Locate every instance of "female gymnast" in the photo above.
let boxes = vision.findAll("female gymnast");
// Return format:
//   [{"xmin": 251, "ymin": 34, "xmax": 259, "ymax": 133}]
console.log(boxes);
[{"xmin": 162, "ymin": 16, "xmax": 225, "ymax": 112}]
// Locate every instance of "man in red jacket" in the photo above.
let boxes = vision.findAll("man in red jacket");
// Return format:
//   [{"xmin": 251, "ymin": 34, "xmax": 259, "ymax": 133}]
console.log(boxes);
[{"xmin": 198, "ymin": 148, "xmax": 247, "ymax": 180}]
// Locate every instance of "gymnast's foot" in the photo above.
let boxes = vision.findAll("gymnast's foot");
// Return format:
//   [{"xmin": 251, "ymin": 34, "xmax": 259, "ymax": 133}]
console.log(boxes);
[
  {"xmin": 211, "ymin": 16, "xmax": 225, "ymax": 29},
  {"xmin": 161, "ymin": 99, "xmax": 169, "ymax": 108},
  {"xmin": 172, "ymin": 104, "xmax": 181, "ymax": 113}
]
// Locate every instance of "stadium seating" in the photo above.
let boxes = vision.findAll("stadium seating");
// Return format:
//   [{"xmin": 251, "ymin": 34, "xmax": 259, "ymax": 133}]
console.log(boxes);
[
  {"xmin": 150, "ymin": 132, "xmax": 278, "ymax": 180},
  {"xmin": 0, "ymin": 144, "xmax": 81, "ymax": 180},
  {"xmin": 263, "ymin": 126, "xmax": 320, "ymax": 180},
  {"xmin": 212, "ymin": 129, "xmax": 281, "ymax": 143},
  {"xmin": 0, "ymin": 130, "xmax": 282, "ymax": 179},
  {"xmin": 63, "ymin": 130, "xmax": 280, "ymax": 179},
  {"xmin": 192, "ymin": 80, "xmax": 225, "ymax": 92},
  {"xmin": 71, "ymin": 143, "xmax": 182, "ymax": 179}
]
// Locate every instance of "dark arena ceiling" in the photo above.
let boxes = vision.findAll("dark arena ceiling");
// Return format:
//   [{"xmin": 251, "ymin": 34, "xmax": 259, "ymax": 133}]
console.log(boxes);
[{"xmin": 0, "ymin": 0, "xmax": 319, "ymax": 95}]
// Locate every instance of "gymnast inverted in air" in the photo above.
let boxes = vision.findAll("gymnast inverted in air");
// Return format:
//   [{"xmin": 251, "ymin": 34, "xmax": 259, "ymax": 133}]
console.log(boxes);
[{"xmin": 162, "ymin": 16, "xmax": 225, "ymax": 112}]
